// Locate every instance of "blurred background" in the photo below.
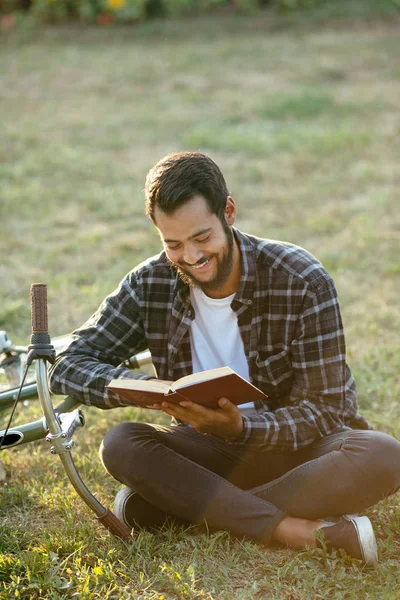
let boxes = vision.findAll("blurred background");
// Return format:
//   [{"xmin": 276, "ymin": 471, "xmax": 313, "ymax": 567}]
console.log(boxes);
[
  {"xmin": 1, "ymin": 2, "xmax": 400, "ymax": 595},
  {"xmin": 1, "ymin": 0, "xmax": 399, "ymax": 428}
]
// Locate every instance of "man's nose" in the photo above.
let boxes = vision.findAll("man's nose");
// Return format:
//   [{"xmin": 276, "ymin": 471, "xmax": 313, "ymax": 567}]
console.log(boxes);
[{"xmin": 183, "ymin": 244, "xmax": 202, "ymax": 265}]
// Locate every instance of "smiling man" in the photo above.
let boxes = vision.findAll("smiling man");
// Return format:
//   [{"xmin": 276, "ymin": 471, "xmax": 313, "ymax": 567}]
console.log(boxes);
[
  {"xmin": 50, "ymin": 152, "xmax": 400, "ymax": 564},
  {"xmin": 155, "ymin": 195, "xmax": 239, "ymax": 297}
]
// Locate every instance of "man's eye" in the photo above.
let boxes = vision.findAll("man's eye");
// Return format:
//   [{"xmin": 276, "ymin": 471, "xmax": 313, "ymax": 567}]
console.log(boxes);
[
  {"xmin": 167, "ymin": 244, "xmax": 180, "ymax": 251},
  {"xmin": 197, "ymin": 236, "xmax": 210, "ymax": 243}
]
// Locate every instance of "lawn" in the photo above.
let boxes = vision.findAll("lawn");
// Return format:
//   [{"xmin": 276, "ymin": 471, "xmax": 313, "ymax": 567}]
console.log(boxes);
[{"xmin": 1, "ymin": 3, "xmax": 400, "ymax": 598}]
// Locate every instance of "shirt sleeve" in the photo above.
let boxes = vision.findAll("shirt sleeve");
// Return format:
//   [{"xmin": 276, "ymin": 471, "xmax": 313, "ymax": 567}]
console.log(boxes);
[
  {"xmin": 234, "ymin": 276, "xmax": 357, "ymax": 451},
  {"xmin": 48, "ymin": 272, "xmax": 151, "ymax": 409}
]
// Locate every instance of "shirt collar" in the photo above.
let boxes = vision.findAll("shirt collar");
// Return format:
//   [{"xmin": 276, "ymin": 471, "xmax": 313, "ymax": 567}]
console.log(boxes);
[
  {"xmin": 232, "ymin": 228, "xmax": 256, "ymax": 307},
  {"xmin": 173, "ymin": 265, "xmax": 190, "ymax": 304}
]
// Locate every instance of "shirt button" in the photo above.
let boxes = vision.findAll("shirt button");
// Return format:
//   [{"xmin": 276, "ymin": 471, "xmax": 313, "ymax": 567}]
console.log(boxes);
[
  {"xmin": 187, "ymin": 309, "xmax": 192, "ymax": 316},
  {"xmin": 247, "ymin": 300, "xmax": 252, "ymax": 305}
]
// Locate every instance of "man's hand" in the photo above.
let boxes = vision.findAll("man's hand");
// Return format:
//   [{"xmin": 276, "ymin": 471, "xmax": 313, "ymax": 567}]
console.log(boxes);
[{"xmin": 148, "ymin": 397, "xmax": 244, "ymax": 441}]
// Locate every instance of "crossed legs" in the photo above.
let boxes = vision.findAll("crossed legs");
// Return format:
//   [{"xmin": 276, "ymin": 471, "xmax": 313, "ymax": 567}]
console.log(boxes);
[{"xmin": 100, "ymin": 423, "xmax": 400, "ymax": 546}]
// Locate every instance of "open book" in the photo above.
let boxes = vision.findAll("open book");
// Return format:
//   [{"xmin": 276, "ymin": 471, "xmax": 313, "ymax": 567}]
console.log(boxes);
[{"xmin": 107, "ymin": 366, "xmax": 267, "ymax": 409}]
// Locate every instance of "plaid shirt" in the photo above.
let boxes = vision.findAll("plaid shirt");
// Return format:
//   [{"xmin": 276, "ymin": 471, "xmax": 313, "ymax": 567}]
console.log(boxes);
[{"xmin": 49, "ymin": 228, "xmax": 367, "ymax": 451}]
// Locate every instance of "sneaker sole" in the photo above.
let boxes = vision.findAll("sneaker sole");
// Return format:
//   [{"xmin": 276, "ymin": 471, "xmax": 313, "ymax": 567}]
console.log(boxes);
[
  {"xmin": 114, "ymin": 487, "xmax": 135, "ymax": 529},
  {"xmin": 345, "ymin": 515, "xmax": 378, "ymax": 565}
]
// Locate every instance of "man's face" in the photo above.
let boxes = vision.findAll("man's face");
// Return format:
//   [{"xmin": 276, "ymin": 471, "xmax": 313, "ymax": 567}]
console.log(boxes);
[{"xmin": 154, "ymin": 195, "xmax": 239, "ymax": 297}]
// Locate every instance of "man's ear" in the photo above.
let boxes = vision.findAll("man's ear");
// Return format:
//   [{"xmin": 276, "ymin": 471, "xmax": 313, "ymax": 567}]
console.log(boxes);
[{"xmin": 224, "ymin": 196, "xmax": 237, "ymax": 226}]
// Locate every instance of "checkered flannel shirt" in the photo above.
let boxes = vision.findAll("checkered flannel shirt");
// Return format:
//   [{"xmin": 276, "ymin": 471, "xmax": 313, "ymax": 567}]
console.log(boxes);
[{"xmin": 49, "ymin": 228, "xmax": 368, "ymax": 451}]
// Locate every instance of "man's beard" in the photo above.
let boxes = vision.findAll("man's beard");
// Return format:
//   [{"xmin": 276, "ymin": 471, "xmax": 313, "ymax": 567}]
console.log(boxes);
[{"xmin": 171, "ymin": 226, "xmax": 235, "ymax": 294}]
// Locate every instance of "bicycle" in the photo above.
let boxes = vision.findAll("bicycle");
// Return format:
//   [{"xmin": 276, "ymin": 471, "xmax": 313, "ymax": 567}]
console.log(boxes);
[{"xmin": 0, "ymin": 284, "xmax": 153, "ymax": 540}]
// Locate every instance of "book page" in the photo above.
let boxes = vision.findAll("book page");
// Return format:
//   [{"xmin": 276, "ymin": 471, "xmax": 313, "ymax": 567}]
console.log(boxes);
[
  {"xmin": 169, "ymin": 366, "xmax": 234, "ymax": 392},
  {"xmin": 108, "ymin": 378, "xmax": 169, "ymax": 394}
]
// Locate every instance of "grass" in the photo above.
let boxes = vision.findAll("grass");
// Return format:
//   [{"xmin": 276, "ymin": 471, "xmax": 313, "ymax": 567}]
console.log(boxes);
[{"xmin": 1, "ymin": 3, "xmax": 400, "ymax": 598}]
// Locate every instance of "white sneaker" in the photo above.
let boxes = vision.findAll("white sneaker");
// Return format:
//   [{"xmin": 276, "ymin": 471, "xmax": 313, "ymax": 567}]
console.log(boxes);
[
  {"xmin": 318, "ymin": 514, "xmax": 378, "ymax": 565},
  {"xmin": 113, "ymin": 487, "xmax": 169, "ymax": 529}
]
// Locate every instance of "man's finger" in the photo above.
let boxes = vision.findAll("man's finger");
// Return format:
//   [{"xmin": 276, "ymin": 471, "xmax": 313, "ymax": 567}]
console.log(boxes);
[
  {"xmin": 160, "ymin": 401, "xmax": 198, "ymax": 419},
  {"xmin": 217, "ymin": 397, "xmax": 236, "ymax": 412},
  {"xmin": 178, "ymin": 400, "xmax": 210, "ymax": 415}
]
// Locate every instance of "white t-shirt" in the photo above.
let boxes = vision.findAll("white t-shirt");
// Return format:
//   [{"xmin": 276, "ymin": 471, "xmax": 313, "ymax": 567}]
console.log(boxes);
[{"xmin": 189, "ymin": 286, "xmax": 255, "ymax": 414}]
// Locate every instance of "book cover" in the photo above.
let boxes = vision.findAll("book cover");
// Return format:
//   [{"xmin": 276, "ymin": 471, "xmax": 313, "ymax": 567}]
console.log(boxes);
[{"xmin": 107, "ymin": 367, "xmax": 267, "ymax": 409}]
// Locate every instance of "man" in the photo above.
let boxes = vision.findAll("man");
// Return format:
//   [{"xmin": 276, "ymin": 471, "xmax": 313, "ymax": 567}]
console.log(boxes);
[{"xmin": 49, "ymin": 152, "xmax": 400, "ymax": 564}]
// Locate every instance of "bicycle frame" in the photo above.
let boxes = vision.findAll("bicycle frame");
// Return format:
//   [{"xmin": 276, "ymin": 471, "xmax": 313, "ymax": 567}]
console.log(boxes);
[
  {"xmin": 0, "ymin": 331, "xmax": 73, "ymax": 410},
  {"xmin": 0, "ymin": 285, "xmax": 154, "ymax": 539},
  {"xmin": 0, "ymin": 346, "xmax": 153, "ymax": 450}
]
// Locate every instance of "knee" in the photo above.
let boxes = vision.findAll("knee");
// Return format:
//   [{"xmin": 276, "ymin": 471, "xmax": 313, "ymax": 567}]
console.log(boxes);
[
  {"xmin": 375, "ymin": 431, "xmax": 400, "ymax": 492},
  {"xmin": 100, "ymin": 421, "xmax": 153, "ymax": 475},
  {"xmin": 355, "ymin": 430, "xmax": 400, "ymax": 493}
]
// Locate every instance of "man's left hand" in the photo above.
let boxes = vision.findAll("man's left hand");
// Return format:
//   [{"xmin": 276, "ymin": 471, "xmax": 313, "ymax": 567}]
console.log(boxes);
[{"xmin": 149, "ymin": 397, "xmax": 244, "ymax": 441}]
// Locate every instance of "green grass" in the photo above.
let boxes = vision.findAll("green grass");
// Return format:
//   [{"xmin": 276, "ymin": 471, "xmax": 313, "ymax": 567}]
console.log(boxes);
[{"xmin": 1, "ymin": 4, "xmax": 400, "ymax": 599}]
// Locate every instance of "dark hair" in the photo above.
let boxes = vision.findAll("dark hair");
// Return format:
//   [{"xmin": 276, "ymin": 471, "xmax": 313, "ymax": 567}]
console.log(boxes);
[{"xmin": 145, "ymin": 152, "xmax": 229, "ymax": 223}]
